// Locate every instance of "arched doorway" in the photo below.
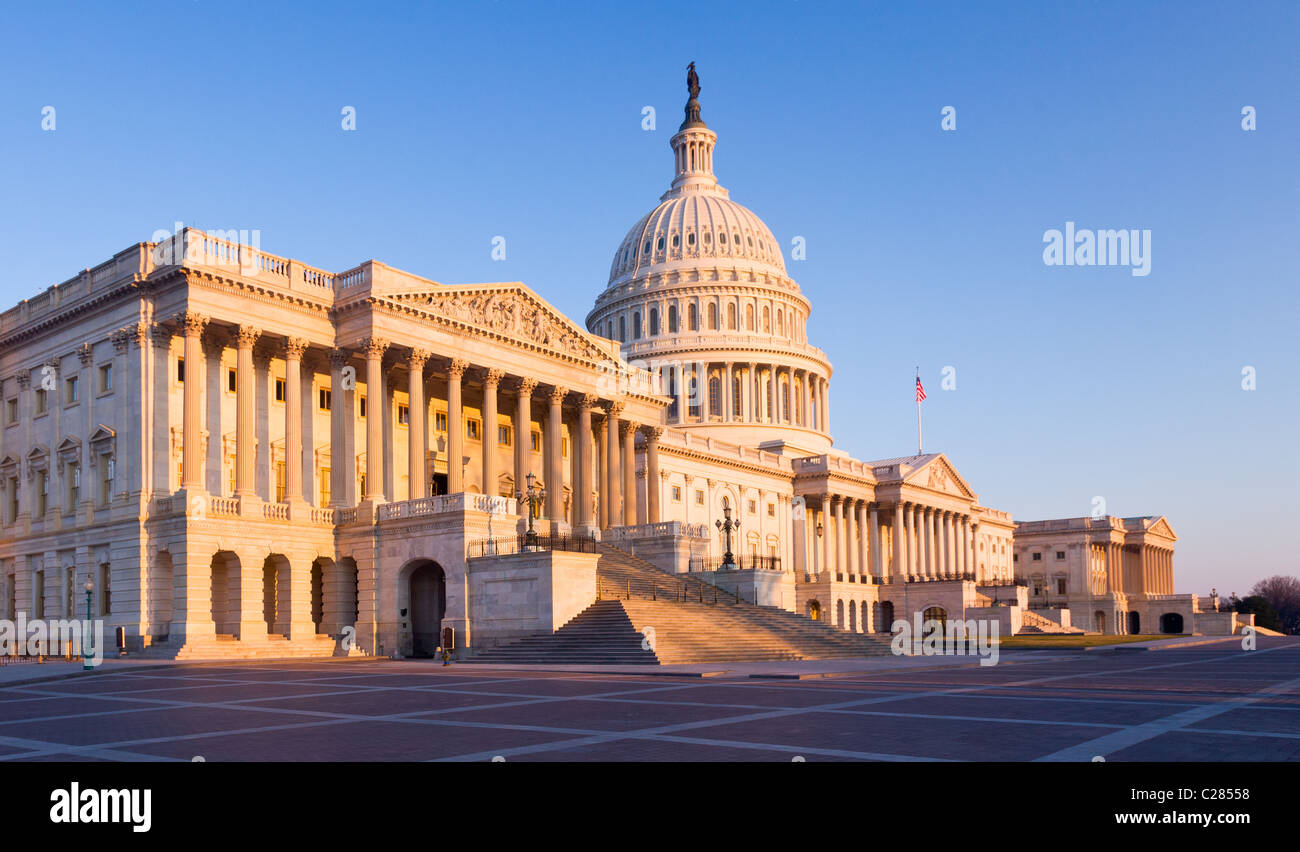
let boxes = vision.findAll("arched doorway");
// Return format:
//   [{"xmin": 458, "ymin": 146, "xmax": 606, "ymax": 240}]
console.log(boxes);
[
  {"xmin": 848, "ymin": 600, "xmax": 858, "ymax": 633},
  {"xmin": 807, "ymin": 600, "xmax": 822, "ymax": 621},
  {"xmin": 209, "ymin": 551, "xmax": 240, "ymax": 637},
  {"xmin": 310, "ymin": 558, "xmax": 327, "ymax": 634},
  {"xmin": 406, "ymin": 561, "xmax": 446, "ymax": 657},
  {"xmin": 1160, "ymin": 613, "xmax": 1183, "ymax": 634},
  {"xmin": 878, "ymin": 601, "xmax": 895, "ymax": 633},
  {"xmin": 923, "ymin": 606, "xmax": 947, "ymax": 629},
  {"xmin": 1127, "ymin": 611, "xmax": 1141, "ymax": 635},
  {"xmin": 263, "ymin": 554, "xmax": 291, "ymax": 636},
  {"xmin": 1094, "ymin": 610, "xmax": 1106, "ymax": 633}
]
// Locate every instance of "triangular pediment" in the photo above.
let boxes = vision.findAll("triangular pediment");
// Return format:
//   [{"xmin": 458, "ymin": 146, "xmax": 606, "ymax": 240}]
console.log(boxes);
[
  {"xmin": 89, "ymin": 425, "xmax": 115, "ymax": 445},
  {"xmin": 386, "ymin": 284, "xmax": 617, "ymax": 363},
  {"xmin": 902, "ymin": 454, "xmax": 976, "ymax": 499},
  {"xmin": 1148, "ymin": 516, "xmax": 1176, "ymax": 540}
]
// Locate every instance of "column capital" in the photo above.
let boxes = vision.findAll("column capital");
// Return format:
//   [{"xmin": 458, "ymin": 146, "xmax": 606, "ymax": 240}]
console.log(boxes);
[
  {"xmin": 483, "ymin": 368, "xmax": 505, "ymax": 387},
  {"xmin": 517, "ymin": 376, "xmax": 539, "ymax": 395},
  {"xmin": 407, "ymin": 347, "xmax": 431, "ymax": 370},
  {"xmin": 329, "ymin": 348, "xmax": 350, "ymax": 369},
  {"xmin": 548, "ymin": 385, "xmax": 569, "ymax": 404},
  {"xmin": 180, "ymin": 311, "xmax": 209, "ymax": 338},
  {"xmin": 607, "ymin": 400, "xmax": 625, "ymax": 418},
  {"xmin": 234, "ymin": 324, "xmax": 262, "ymax": 349},
  {"xmin": 15, "ymin": 373, "xmax": 30, "ymax": 390},
  {"xmin": 284, "ymin": 337, "xmax": 309, "ymax": 360},
  {"xmin": 619, "ymin": 419, "xmax": 638, "ymax": 437},
  {"xmin": 360, "ymin": 337, "xmax": 389, "ymax": 358},
  {"xmin": 646, "ymin": 425, "xmax": 665, "ymax": 442},
  {"xmin": 75, "ymin": 342, "xmax": 93, "ymax": 367},
  {"xmin": 447, "ymin": 357, "xmax": 469, "ymax": 379},
  {"xmin": 110, "ymin": 327, "xmax": 133, "ymax": 354},
  {"xmin": 579, "ymin": 392, "xmax": 599, "ymax": 409}
]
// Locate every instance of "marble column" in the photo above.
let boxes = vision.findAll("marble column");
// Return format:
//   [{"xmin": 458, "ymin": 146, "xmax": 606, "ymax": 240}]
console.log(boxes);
[
  {"xmin": 406, "ymin": 349, "xmax": 429, "ymax": 501},
  {"xmin": 835, "ymin": 497, "xmax": 847, "ymax": 576},
  {"xmin": 545, "ymin": 386, "xmax": 567, "ymax": 522},
  {"xmin": 283, "ymin": 338, "xmax": 308, "ymax": 504},
  {"xmin": 233, "ymin": 325, "xmax": 260, "ymax": 498},
  {"xmin": 180, "ymin": 313, "xmax": 208, "ymax": 491},
  {"xmin": 328, "ymin": 350, "xmax": 349, "ymax": 506},
  {"xmin": 870, "ymin": 503, "xmax": 882, "ymax": 579},
  {"xmin": 844, "ymin": 499, "xmax": 856, "ymax": 576},
  {"xmin": 621, "ymin": 420, "xmax": 637, "ymax": 526},
  {"xmin": 361, "ymin": 338, "xmax": 388, "ymax": 502},
  {"xmin": 481, "ymin": 369, "xmax": 502, "ymax": 499},
  {"xmin": 514, "ymin": 378, "xmax": 537, "ymax": 499},
  {"xmin": 444, "ymin": 359, "xmax": 467, "ymax": 493},
  {"xmin": 645, "ymin": 426, "xmax": 662, "ymax": 524},
  {"xmin": 576, "ymin": 393, "xmax": 596, "ymax": 532},
  {"xmin": 605, "ymin": 402, "xmax": 623, "ymax": 527},
  {"xmin": 893, "ymin": 502, "xmax": 906, "ymax": 579},
  {"xmin": 724, "ymin": 362, "xmax": 734, "ymax": 422},
  {"xmin": 822, "ymin": 499, "xmax": 834, "ymax": 579}
]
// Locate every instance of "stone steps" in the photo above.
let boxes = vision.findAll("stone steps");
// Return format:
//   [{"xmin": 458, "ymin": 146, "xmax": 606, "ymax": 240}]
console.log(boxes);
[{"xmin": 134, "ymin": 633, "xmax": 340, "ymax": 660}]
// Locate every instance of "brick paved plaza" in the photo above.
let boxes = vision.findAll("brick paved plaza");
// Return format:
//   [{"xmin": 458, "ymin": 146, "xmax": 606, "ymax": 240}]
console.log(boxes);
[{"xmin": 0, "ymin": 639, "xmax": 1297, "ymax": 762}]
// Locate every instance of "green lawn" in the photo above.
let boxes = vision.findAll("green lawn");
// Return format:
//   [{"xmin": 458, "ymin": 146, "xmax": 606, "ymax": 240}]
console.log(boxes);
[{"xmin": 996, "ymin": 633, "xmax": 1167, "ymax": 649}]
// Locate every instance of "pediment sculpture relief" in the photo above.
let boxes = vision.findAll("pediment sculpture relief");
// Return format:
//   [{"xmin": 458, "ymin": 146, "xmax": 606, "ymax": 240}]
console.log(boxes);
[{"xmin": 416, "ymin": 290, "xmax": 602, "ymax": 360}]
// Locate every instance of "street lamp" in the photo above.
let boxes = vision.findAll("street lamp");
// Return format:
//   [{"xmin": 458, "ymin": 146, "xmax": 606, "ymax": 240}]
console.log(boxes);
[
  {"xmin": 716, "ymin": 505, "xmax": 740, "ymax": 570},
  {"xmin": 83, "ymin": 573, "xmax": 94, "ymax": 670},
  {"xmin": 523, "ymin": 471, "xmax": 545, "ymax": 549}
]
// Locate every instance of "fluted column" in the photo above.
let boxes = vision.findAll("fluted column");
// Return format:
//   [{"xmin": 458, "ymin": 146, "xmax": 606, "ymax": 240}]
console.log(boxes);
[
  {"xmin": 362, "ymin": 338, "xmax": 389, "ymax": 502},
  {"xmin": 576, "ymin": 394, "xmax": 596, "ymax": 532},
  {"xmin": 675, "ymin": 365, "xmax": 687, "ymax": 424},
  {"xmin": 893, "ymin": 502, "xmax": 906, "ymax": 579},
  {"xmin": 870, "ymin": 503, "xmax": 882, "ymax": 579},
  {"xmin": 443, "ymin": 358, "xmax": 466, "ymax": 493},
  {"xmin": 621, "ymin": 420, "xmax": 637, "ymax": 526},
  {"xmin": 545, "ymin": 386, "xmax": 567, "ymax": 522},
  {"xmin": 645, "ymin": 426, "xmax": 662, "ymax": 523},
  {"xmin": 605, "ymin": 402, "xmax": 623, "ymax": 527},
  {"xmin": 822, "ymin": 499, "xmax": 834, "ymax": 579},
  {"xmin": 480, "ymin": 369, "xmax": 503, "ymax": 499},
  {"xmin": 835, "ymin": 497, "xmax": 847, "ymax": 576},
  {"xmin": 231, "ymin": 325, "xmax": 260, "ymax": 498},
  {"xmin": 406, "ymin": 349, "xmax": 429, "ymax": 500},
  {"xmin": 283, "ymin": 337, "xmax": 308, "ymax": 503},
  {"xmin": 328, "ymin": 350, "xmax": 349, "ymax": 506},
  {"xmin": 723, "ymin": 362, "xmax": 734, "ymax": 422},
  {"xmin": 178, "ymin": 313, "xmax": 208, "ymax": 492},
  {"xmin": 858, "ymin": 502, "xmax": 869, "ymax": 578},
  {"xmin": 513, "ymin": 378, "xmax": 537, "ymax": 499},
  {"xmin": 844, "ymin": 499, "xmax": 857, "ymax": 576}
]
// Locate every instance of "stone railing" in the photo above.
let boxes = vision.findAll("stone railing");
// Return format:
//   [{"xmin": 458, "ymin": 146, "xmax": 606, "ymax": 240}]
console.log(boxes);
[
  {"xmin": 207, "ymin": 496, "xmax": 239, "ymax": 517},
  {"xmin": 603, "ymin": 521, "xmax": 709, "ymax": 541},
  {"xmin": 262, "ymin": 502, "xmax": 289, "ymax": 521},
  {"xmin": 378, "ymin": 493, "xmax": 518, "ymax": 520}
]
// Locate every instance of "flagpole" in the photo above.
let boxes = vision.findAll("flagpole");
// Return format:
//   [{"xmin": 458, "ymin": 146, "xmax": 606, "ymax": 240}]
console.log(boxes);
[{"xmin": 916, "ymin": 367, "xmax": 922, "ymax": 456}]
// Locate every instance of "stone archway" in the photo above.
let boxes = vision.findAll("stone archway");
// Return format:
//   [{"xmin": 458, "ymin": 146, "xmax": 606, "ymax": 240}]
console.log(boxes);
[
  {"xmin": 262, "ymin": 554, "xmax": 292, "ymax": 636},
  {"xmin": 878, "ymin": 600, "xmax": 895, "ymax": 633},
  {"xmin": 1127, "ymin": 611, "xmax": 1141, "ymax": 635},
  {"xmin": 149, "ymin": 551, "xmax": 174, "ymax": 639},
  {"xmin": 209, "ymin": 551, "xmax": 240, "ymax": 636},
  {"xmin": 402, "ymin": 560, "xmax": 446, "ymax": 658},
  {"xmin": 807, "ymin": 599, "xmax": 822, "ymax": 621},
  {"xmin": 1094, "ymin": 610, "xmax": 1106, "ymax": 633},
  {"xmin": 1159, "ymin": 612, "xmax": 1183, "ymax": 634}
]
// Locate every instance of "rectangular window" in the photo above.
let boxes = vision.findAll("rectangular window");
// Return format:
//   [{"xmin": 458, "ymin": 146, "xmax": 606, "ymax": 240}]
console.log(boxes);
[
  {"xmin": 37, "ymin": 471, "xmax": 48, "ymax": 516},
  {"xmin": 318, "ymin": 388, "xmax": 331, "ymax": 411},
  {"xmin": 35, "ymin": 388, "xmax": 47, "ymax": 415},
  {"xmin": 695, "ymin": 489, "xmax": 704, "ymax": 505},
  {"xmin": 1056, "ymin": 578, "xmax": 1067, "ymax": 594},
  {"xmin": 397, "ymin": 404, "xmax": 409, "ymax": 427},
  {"xmin": 748, "ymin": 499, "xmax": 756, "ymax": 514},
  {"xmin": 320, "ymin": 469, "xmax": 331, "ymax": 507},
  {"xmin": 98, "ymin": 363, "xmax": 113, "ymax": 393},
  {"xmin": 227, "ymin": 465, "xmax": 236, "ymax": 496},
  {"xmin": 1055, "ymin": 550, "xmax": 1065, "ymax": 560},
  {"xmin": 561, "ymin": 437, "xmax": 568, "ymax": 457},
  {"xmin": 1032, "ymin": 552, "xmax": 1042, "ymax": 561},
  {"xmin": 99, "ymin": 564, "xmax": 111, "ymax": 616},
  {"xmin": 767, "ymin": 503, "xmax": 775, "ymax": 517},
  {"xmin": 177, "ymin": 357, "xmax": 185, "ymax": 383},
  {"xmin": 65, "ymin": 377, "xmax": 79, "ymax": 405},
  {"xmin": 274, "ymin": 378, "xmax": 286, "ymax": 403},
  {"xmin": 531, "ymin": 431, "xmax": 541, "ymax": 452},
  {"xmin": 435, "ymin": 412, "xmax": 448, "ymax": 432},
  {"xmin": 498, "ymin": 425, "xmax": 511, "ymax": 446},
  {"xmin": 67, "ymin": 464, "xmax": 79, "ymax": 512},
  {"xmin": 671, "ymin": 485, "xmax": 682, "ymax": 502},
  {"xmin": 227, "ymin": 368, "xmax": 237, "ymax": 394},
  {"xmin": 466, "ymin": 419, "xmax": 481, "ymax": 440},
  {"xmin": 359, "ymin": 473, "xmax": 368, "ymax": 500},
  {"xmin": 100, "ymin": 456, "xmax": 113, "ymax": 505},
  {"xmin": 358, "ymin": 395, "xmax": 367, "ymax": 419},
  {"xmin": 5, "ymin": 398, "xmax": 15, "ymax": 424},
  {"xmin": 275, "ymin": 461, "xmax": 285, "ymax": 502},
  {"xmin": 8, "ymin": 476, "xmax": 18, "ymax": 522}
]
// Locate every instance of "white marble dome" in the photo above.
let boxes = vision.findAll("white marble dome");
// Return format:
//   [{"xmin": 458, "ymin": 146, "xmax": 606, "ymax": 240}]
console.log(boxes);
[{"xmin": 606, "ymin": 188, "xmax": 787, "ymax": 289}]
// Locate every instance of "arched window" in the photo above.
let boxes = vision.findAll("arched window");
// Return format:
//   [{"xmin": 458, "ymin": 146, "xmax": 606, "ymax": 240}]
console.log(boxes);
[
  {"xmin": 649, "ymin": 307, "xmax": 659, "ymax": 336},
  {"xmin": 776, "ymin": 310, "xmax": 784, "ymax": 336},
  {"xmin": 668, "ymin": 304, "xmax": 678, "ymax": 333},
  {"xmin": 708, "ymin": 375, "xmax": 721, "ymax": 418},
  {"xmin": 687, "ymin": 370, "xmax": 701, "ymax": 418},
  {"xmin": 745, "ymin": 304, "xmax": 754, "ymax": 330},
  {"xmin": 707, "ymin": 303, "xmax": 718, "ymax": 330},
  {"xmin": 656, "ymin": 236, "xmax": 664, "ymax": 252},
  {"xmin": 781, "ymin": 379, "xmax": 789, "ymax": 421},
  {"xmin": 762, "ymin": 306, "xmax": 771, "ymax": 332},
  {"xmin": 687, "ymin": 232, "xmax": 695, "ymax": 248},
  {"xmin": 632, "ymin": 312, "xmax": 641, "ymax": 340},
  {"xmin": 727, "ymin": 303, "xmax": 736, "ymax": 330},
  {"xmin": 688, "ymin": 304, "xmax": 698, "ymax": 331},
  {"xmin": 618, "ymin": 316, "xmax": 626, "ymax": 342},
  {"xmin": 733, "ymin": 376, "xmax": 743, "ymax": 418}
]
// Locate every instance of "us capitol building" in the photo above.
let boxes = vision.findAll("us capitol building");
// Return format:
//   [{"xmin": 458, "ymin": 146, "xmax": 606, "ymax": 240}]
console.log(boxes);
[{"xmin": 0, "ymin": 69, "xmax": 1236, "ymax": 662}]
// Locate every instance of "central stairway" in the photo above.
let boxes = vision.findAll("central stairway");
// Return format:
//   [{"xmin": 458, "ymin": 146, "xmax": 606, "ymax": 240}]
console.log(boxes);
[{"xmin": 471, "ymin": 544, "xmax": 894, "ymax": 664}]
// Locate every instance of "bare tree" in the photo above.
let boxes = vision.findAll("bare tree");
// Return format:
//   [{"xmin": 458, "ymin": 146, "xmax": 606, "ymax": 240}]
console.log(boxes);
[{"xmin": 1250, "ymin": 576, "xmax": 1300, "ymax": 635}]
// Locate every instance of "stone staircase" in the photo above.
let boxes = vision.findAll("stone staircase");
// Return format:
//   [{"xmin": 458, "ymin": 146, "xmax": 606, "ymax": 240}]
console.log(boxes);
[
  {"xmin": 1017, "ymin": 608, "xmax": 1086, "ymax": 635},
  {"xmin": 471, "ymin": 544, "xmax": 895, "ymax": 664},
  {"xmin": 132, "ymin": 632, "xmax": 341, "ymax": 660}
]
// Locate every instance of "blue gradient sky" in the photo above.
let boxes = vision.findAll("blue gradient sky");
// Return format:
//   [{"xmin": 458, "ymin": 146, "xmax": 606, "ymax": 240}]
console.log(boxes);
[{"xmin": 1, "ymin": 1, "xmax": 1296, "ymax": 594}]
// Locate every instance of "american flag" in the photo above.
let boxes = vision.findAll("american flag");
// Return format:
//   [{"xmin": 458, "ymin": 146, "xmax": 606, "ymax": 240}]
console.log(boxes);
[{"xmin": 915, "ymin": 374, "xmax": 926, "ymax": 403}]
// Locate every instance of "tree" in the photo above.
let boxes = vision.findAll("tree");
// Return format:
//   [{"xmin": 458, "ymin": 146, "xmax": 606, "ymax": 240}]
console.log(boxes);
[
  {"xmin": 1230, "ymin": 594, "xmax": 1282, "ymax": 633},
  {"xmin": 1250, "ymin": 576, "xmax": 1300, "ymax": 635}
]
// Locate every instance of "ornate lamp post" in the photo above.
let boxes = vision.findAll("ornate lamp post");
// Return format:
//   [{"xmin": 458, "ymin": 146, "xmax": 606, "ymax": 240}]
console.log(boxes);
[
  {"xmin": 83, "ymin": 573, "xmax": 94, "ymax": 670},
  {"xmin": 716, "ymin": 505, "xmax": 740, "ymax": 570},
  {"xmin": 523, "ymin": 472, "xmax": 545, "ymax": 549}
]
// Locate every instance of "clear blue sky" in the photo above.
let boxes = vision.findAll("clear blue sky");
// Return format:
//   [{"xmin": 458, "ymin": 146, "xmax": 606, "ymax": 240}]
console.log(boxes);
[{"xmin": 1, "ymin": 1, "xmax": 1296, "ymax": 595}]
